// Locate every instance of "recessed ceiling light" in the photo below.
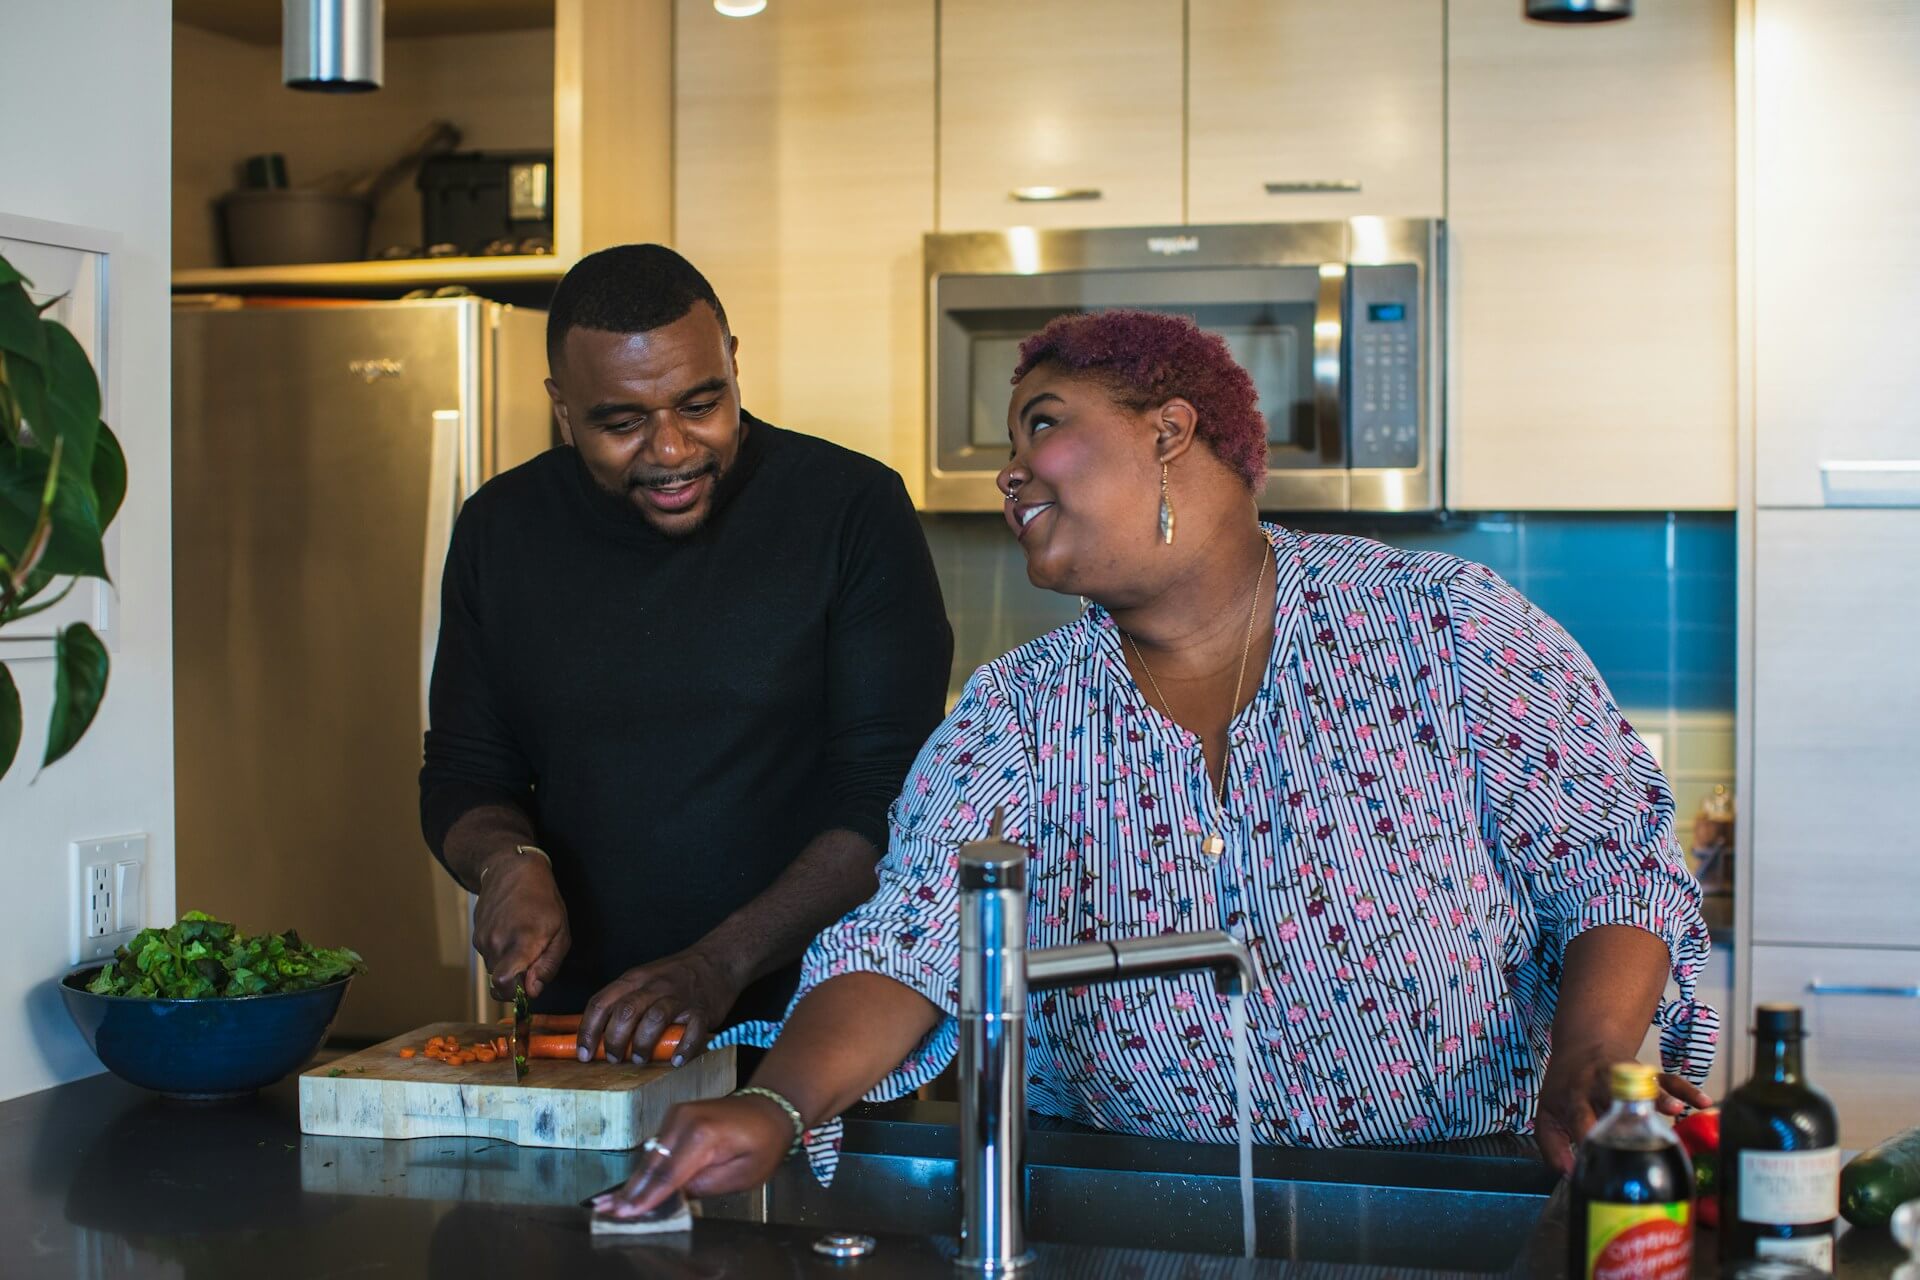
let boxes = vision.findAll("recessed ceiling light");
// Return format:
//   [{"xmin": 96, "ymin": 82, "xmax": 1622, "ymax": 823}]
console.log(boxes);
[{"xmin": 714, "ymin": 0, "xmax": 767, "ymax": 16}]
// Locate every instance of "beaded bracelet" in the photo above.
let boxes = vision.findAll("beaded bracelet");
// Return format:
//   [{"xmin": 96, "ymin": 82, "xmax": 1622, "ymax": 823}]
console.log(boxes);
[{"xmin": 733, "ymin": 1085, "xmax": 807, "ymax": 1155}]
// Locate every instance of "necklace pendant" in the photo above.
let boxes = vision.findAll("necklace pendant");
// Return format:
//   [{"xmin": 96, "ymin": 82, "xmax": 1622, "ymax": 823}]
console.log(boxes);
[{"xmin": 1202, "ymin": 831, "xmax": 1225, "ymax": 858}]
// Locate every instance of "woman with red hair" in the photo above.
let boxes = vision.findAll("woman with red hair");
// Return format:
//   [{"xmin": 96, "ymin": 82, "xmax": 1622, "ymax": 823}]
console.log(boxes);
[{"xmin": 599, "ymin": 309, "xmax": 1716, "ymax": 1216}]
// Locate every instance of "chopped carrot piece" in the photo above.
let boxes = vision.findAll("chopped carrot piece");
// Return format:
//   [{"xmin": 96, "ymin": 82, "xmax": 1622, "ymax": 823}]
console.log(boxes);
[
  {"xmin": 495, "ymin": 1037, "xmax": 508, "ymax": 1055},
  {"xmin": 399, "ymin": 1048, "xmax": 417, "ymax": 1059},
  {"xmin": 474, "ymin": 1049, "xmax": 496, "ymax": 1063}
]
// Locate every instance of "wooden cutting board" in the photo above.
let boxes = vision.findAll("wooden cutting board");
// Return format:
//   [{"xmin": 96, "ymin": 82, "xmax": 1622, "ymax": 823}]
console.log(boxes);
[{"xmin": 298, "ymin": 1022, "xmax": 736, "ymax": 1151}]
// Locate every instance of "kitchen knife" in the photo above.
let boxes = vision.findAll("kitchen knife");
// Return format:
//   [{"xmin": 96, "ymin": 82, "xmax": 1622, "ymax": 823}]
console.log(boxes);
[{"xmin": 511, "ymin": 981, "xmax": 531, "ymax": 1083}]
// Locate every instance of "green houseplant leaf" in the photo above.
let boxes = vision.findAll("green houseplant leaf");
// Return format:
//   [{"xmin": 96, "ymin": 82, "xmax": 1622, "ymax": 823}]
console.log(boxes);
[
  {"xmin": 44, "ymin": 621, "xmax": 108, "ymax": 769},
  {"xmin": 0, "ymin": 662, "xmax": 19, "ymax": 781},
  {"xmin": 92, "ymin": 420, "xmax": 126, "ymax": 531},
  {"xmin": 39, "ymin": 320, "xmax": 101, "ymax": 484},
  {"xmin": 0, "ymin": 247, "xmax": 121, "ymax": 780},
  {"xmin": 0, "ymin": 445, "xmax": 106, "ymax": 580},
  {"xmin": 0, "ymin": 280, "xmax": 48, "ymax": 366}
]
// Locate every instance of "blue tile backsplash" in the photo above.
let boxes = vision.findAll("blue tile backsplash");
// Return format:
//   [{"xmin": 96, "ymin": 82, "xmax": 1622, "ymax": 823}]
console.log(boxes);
[{"xmin": 921, "ymin": 511, "xmax": 1736, "ymax": 715}]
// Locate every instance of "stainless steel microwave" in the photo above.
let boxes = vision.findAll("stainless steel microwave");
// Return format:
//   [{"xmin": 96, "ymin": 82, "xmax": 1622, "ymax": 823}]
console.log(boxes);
[{"xmin": 923, "ymin": 219, "xmax": 1444, "ymax": 514}]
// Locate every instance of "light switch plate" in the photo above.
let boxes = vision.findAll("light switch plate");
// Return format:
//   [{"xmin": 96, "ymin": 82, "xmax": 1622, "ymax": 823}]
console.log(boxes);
[{"xmin": 72, "ymin": 833, "xmax": 147, "ymax": 965}]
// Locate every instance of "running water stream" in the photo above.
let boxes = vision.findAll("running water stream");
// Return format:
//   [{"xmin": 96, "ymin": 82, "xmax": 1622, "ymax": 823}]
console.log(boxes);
[{"xmin": 1231, "ymin": 991, "xmax": 1255, "ymax": 1258}]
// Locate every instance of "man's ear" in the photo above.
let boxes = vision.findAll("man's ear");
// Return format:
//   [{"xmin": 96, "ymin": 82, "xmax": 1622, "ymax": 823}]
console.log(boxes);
[
  {"xmin": 1152, "ymin": 397, "xmax": 1200, "ymax": 465},
  {"xmin": 546, "ymin": 378, "xmax": 574, "ymax": 447}
]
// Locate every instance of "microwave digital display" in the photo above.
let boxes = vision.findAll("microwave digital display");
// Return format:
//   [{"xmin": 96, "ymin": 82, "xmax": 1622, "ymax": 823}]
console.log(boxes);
[{"xmin": 1367, "ymin": 302, "xmax": 1407, "ymax": 323}]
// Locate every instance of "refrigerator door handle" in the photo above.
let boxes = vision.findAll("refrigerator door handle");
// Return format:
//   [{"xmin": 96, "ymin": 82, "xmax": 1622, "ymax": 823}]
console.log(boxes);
[
  {"xmin": 420, "ymin": 409, "xmax": 485, "ymax": 1011},
  {"xmin": 420, "ymin": 410, "xmax": 465, "ymax": 737}
]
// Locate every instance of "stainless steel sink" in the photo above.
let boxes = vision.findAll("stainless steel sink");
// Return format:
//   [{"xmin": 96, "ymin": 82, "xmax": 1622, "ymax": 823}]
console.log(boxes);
[{"xmin": 701, "ymin": 1102, "xmax": 1559, "ymax": 1273}]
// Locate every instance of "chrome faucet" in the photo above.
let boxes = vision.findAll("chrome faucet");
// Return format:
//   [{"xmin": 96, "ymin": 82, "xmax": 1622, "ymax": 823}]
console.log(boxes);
[{"xmin": 957, "ymin": 813, "xmax": 1255, "ymax": 1273}]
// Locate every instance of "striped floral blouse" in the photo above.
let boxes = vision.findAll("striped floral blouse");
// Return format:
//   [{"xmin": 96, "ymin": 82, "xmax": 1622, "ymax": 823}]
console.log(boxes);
[{"xmin": 717, "ymin": 525, "xmax": 1716, "ymax": 1178}]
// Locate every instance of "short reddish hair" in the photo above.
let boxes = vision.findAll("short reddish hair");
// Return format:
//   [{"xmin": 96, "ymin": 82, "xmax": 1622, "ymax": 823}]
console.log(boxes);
[{"xmin": 1012, "ymin": 309, "xmax": 1267, "ymax": 490}]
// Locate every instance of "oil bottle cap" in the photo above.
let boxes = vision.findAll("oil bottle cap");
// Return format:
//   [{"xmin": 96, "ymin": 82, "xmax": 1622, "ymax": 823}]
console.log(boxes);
[
  {"xmin": 1753, "ymin": 1004, "xmax": 1806, "ymax": 1038},
  {"xmin": 1610, "ymin": 1062, "xmax": 1658, "ymax": 1101}
]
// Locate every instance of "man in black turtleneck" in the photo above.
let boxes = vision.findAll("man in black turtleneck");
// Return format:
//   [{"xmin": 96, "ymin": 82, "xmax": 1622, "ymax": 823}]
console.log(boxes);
[{"xmin": 420, "ymin": 245, "xmax": 952, "ymax": 1065}]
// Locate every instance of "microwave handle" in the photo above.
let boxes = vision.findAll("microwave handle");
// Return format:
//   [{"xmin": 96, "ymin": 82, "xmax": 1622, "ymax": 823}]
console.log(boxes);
[{"xmin": 1313, "ymin": 267, "xmax": 1346, "ymax": 463}]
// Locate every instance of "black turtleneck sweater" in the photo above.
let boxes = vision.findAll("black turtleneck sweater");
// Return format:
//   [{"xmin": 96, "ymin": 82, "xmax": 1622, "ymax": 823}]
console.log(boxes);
[{"xmin": 419, "ymin": 417, "xmax": 953, "ymax": 1024}]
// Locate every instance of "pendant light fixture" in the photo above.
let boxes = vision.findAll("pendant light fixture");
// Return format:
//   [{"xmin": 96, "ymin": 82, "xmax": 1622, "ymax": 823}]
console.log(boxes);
[
  {"xmin": 284, "ymin": 0, "xmax": 385, "ymax": 92},
  {"xmin": 1525, "ymin": 0, "xmax": 1631, "ymax": 21},
  {"xmin": 714, "ymin": 0, "xmax": 768, "ymax": 15}
]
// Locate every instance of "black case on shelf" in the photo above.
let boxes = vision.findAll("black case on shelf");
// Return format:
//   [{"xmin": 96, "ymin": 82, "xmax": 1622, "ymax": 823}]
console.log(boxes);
[{"xmin": 416, "ymin": 151, "xmax": 555, "ymax": 255}]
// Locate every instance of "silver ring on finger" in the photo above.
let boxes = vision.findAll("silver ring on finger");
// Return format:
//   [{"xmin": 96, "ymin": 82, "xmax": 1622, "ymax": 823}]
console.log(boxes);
[{"xmin": 642, "ymin": 1136, "xmax": 672, "ymax": 1159}]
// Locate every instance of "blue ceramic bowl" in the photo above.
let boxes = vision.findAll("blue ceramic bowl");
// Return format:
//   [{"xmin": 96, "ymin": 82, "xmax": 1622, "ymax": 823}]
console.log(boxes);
[{"xmin": 59, "ymin": 965, "xmax": 352, "ymax": 1099}]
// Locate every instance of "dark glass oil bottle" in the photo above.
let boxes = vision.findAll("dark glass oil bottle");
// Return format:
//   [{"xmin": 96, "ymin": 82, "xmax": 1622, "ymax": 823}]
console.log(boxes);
[
  {"xmin": 1570, "ymin": 1062, "xmax": 1696, "ymax": 1280},
  {"xmin": 1720, "ymin": 1004, "xmax": 1840, "ymax": 1271}
]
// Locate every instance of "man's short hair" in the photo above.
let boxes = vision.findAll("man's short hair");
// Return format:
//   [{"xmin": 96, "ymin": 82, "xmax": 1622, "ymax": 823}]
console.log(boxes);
[{"xmin": 545, "ymin": 244, "xmax": 730, "ymax": 368}]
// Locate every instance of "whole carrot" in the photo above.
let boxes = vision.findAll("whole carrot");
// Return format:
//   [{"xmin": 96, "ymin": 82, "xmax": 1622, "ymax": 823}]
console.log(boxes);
[
  {"xmin": 528, "ymin": 1033, "xmax": 605, "ymax": 1060},
  {"xmin": 525, "ymin": 1026, "xmax": 686, "ymax": 1063}
]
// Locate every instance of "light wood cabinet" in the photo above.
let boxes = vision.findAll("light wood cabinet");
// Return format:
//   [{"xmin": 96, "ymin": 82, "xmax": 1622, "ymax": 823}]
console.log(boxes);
[
  {"xmin": 1187, "ymin": 0, "xmax": 1442, "ymax": 224},
  {"xmin": 1754, "ymin": 0, "xmax": 1920, "ymax": 508},
  {"xmin": 1446, "ymin": 0, "xmax": 1736, "ymax": 510},
  {"xmin": 1750, "ymin": 510, "xmax": 1920, "ymax": 950},
  {"xmin": 674, "ymin": 0, "xmax": 935, "ymax": 491},
  {"xmin": 937, "ymin": 0, "xmax": 1183, "ymax": 231},
  {"xmin": 1750, "ymin": 945, "xmax": 1920, "ymax": 1144}
]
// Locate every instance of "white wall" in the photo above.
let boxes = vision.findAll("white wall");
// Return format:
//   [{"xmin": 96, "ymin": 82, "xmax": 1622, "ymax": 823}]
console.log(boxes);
[
  {"xmin": 0, "ymin": 0, "xmax": 174, "ymax": 1100},
  {"xmin": 174, "ymin": 23, "xmax": 556, "ymax": 269}
]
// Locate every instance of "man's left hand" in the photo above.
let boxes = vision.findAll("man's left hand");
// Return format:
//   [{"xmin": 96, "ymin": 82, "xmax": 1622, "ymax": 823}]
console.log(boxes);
[
  {"xmin": 577, "ymin": 946, "xmax": 744, "ymax": 1066},
  {"xmin": 1535, "ymin": 1046, "xmax": 1714, "ymax": 1176}
]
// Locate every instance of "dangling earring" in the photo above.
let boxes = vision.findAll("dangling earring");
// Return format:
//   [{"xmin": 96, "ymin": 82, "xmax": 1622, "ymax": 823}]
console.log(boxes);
[{"xmin": 1158, "ymin": 461, "xmax": 1176, "ymax": 545}]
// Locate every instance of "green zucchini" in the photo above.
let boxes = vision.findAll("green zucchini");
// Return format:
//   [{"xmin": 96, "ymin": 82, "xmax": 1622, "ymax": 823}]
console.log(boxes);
[{"xmin": 1840, "ymin": 1123, "xmax": 1920, "ymax": 1229}]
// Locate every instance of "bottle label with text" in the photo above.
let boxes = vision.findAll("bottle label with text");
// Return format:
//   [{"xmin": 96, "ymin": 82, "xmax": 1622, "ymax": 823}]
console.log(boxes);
[
  {"xmin": 1738, "ymin": 1148, "xmax": 1840, "ymax": 1225},
  {"xmin": 1584, "ymin": 1201, "xmax": 1692, "ymax": 1280},
  {"xmin": 1756, "ymin": 1234, "xmax": 1835, "ymax": 1269}
]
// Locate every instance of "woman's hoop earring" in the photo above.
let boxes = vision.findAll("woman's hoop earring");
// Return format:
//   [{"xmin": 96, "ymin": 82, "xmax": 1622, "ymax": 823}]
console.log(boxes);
[{"xmin": 1158, "ymin": 462, "xmax": 1176, "ymax": 545}]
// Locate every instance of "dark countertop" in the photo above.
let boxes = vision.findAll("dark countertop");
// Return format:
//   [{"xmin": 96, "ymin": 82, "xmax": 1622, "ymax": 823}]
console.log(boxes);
[{"xmin": 2, "ymin": 1070, "xmax": 1908, "ymax": 1278}]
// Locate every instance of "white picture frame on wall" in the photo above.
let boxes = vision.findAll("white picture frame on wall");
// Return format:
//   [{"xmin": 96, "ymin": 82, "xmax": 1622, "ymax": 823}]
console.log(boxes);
[{"xmin": 0, "ymin": 212, "xmax": 123, "ymax": 661}]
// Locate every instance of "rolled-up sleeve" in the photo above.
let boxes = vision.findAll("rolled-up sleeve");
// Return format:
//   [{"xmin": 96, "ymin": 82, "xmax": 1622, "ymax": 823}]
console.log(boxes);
[
  {"xmin": 819, "ymin": 472, "xmax": 954, "ymax": 851},
  {"xmin": 713, "ymin": 664, "xmax": 1036, "ymax": 1179},
  {"xmin": 1447, "ymin": 564, "xmax": 1718, "ymax": 1084}
]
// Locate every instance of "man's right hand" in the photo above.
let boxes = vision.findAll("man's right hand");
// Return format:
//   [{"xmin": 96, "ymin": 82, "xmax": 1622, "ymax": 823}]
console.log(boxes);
[{"xmin": 471, "ymin": 849, "xmax": 571, "ymax": 1001}]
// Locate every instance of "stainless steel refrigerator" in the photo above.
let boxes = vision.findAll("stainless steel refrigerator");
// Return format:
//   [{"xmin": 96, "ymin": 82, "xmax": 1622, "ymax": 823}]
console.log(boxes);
[{"xmin": 173, "ymin": 298, "xmax": 552, "ymax": 1040}]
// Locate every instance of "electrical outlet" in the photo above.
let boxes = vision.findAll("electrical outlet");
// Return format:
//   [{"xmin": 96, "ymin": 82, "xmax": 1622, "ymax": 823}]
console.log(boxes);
[{"xmin": 72, "ymin": 834, "xmax": 147, "ymax": 964}]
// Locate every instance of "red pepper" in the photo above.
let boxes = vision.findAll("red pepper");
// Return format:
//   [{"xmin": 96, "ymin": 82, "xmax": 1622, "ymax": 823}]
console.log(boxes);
[{"xmin": 1674, "ymin": 1107, "xmax": 1720, "ymax": 1157}]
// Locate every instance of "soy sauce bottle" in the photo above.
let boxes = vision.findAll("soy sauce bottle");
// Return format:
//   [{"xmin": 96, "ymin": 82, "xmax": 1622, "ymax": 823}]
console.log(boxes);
[
  {"xmin": 1570, "ymin": 1062, "xmax": 1696, "ymax": 1280},
  {"xmin": 1720, "ymin": 1004, "xmax": 1840, "ymax": 1271}
]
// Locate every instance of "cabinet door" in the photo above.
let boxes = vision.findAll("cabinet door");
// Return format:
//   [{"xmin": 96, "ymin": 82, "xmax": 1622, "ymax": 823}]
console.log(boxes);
[
  {"xmin": 1446, "ymin": 0, "xmax": 1735, "ymax": 510},
  {"xmin": 938, "ymin": 0, "xmax": 1182, "ymax": 231},
  {"xmin": 1752, "ymin": 510, "xmax": 1920, "ymax": 948},
  {"xmin": 674, "ymin": 0, "xmax": 935, "ymax": 489},
  {"xmin": 1750, "ymin": 945, "xmax": 1920, "ymax": 1144},
  {"xmin": 1187, "ymin": 0, "xmax": 1442, "ymax": 224},
  {"xmin": 1755, "ymin": 0, "xmax": 1920, "ymax": 508}
]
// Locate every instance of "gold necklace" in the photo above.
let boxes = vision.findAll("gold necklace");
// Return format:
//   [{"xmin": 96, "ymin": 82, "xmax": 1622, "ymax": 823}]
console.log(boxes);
[{"xmin": 1124, "ymin": 545, "xmax": 1270, "ymax": 859}]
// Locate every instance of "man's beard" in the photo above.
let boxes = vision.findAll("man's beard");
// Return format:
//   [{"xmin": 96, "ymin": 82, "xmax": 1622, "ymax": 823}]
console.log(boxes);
[{"xmin": 585, "ymin": 457, "xmax": 725, "ymax": 536}]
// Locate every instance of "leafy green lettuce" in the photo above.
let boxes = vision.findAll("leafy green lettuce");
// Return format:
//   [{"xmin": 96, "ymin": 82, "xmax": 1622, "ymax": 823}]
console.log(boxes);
[{"xmin": 85, "ymin": 910, "xmax": 365, "ymax": 999}]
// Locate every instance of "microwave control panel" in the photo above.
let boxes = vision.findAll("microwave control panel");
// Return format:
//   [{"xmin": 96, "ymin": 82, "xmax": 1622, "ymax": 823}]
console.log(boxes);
[{"xmin": 1346, "ymin": 263, "xmax": 1421, "ymax": 470}]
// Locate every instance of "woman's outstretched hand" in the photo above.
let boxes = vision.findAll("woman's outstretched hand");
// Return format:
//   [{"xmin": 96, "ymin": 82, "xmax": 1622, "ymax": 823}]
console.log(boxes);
[
  {"xmin": 592, "ymin": 1095, "xmax": 796, "ymax": 1220},
  {"xmin": 1536, "ymin": 1047, "xmax": 1715, "ymax": 1176}
]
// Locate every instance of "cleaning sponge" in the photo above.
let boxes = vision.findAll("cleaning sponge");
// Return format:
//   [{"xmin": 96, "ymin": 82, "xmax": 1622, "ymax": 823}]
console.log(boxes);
[{"xmin": 589, "ymin": 1190, "xmax": 693, "ymax": 1237}]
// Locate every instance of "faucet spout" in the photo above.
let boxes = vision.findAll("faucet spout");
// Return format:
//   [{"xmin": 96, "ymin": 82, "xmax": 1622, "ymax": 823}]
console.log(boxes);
[
  {"xmin": 955, "ymin": 812, "xmax": 1258, "ymax": 1273},
  {"xmin": 1025, "ymin": 931, "xmax": 1254, "ymax": 998}
]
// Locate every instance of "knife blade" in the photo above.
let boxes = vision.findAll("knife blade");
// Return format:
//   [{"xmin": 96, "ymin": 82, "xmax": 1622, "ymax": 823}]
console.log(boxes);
[{"xmin": 510, "ymin": 981, "xmax": 531, "ymax": 1083}]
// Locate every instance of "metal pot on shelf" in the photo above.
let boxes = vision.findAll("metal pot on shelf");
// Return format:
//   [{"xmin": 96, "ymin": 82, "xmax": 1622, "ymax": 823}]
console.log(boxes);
[{"xmin": 218, "ymin": 121, "xmax": 460, "ymax": 267}]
